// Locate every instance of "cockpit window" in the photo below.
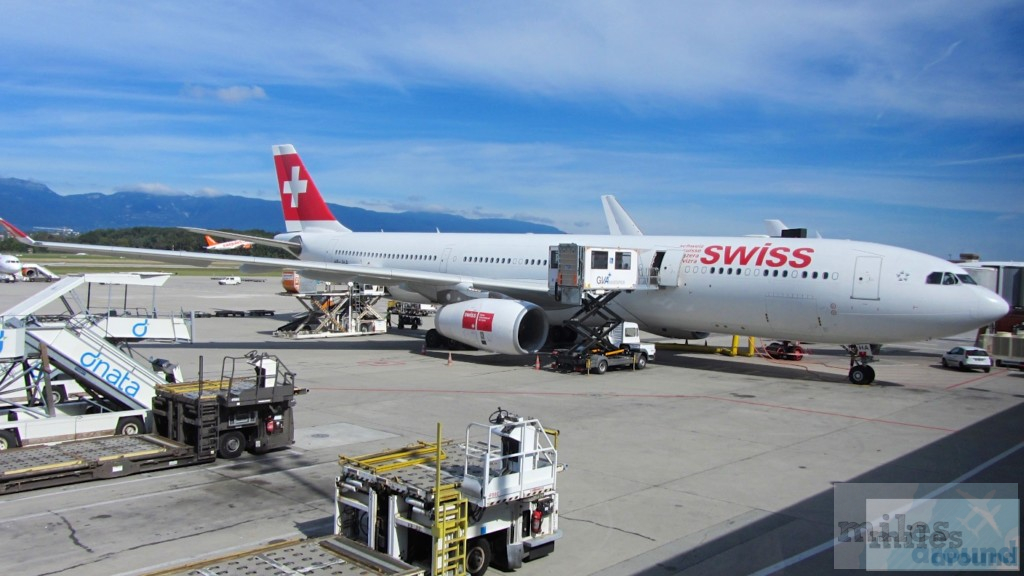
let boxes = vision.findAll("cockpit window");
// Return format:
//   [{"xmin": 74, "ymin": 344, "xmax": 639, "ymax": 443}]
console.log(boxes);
[
  {"xmin": 956, "ymin": 274, "xmax": 977, "ymax": 285},
  {"xmin": 926, "ymin": 271, "xmax": 961, "ymax": 285}
]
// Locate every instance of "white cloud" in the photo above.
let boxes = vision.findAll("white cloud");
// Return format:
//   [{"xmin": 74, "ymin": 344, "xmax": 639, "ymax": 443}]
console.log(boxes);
[
  {"xmin": 114, "ymin": 182, "xmax": 181, "ymax": 195},
  {"xmin": 2, "ymin": 1, "xmax": 1020, "ymax": 120},
  {"xmin": 182, "ymin": 84, "xmax": 267, "ymax": 103}
]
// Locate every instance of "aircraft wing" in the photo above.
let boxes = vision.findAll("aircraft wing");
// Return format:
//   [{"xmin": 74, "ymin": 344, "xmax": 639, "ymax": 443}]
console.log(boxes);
[
  {"xmin": 1, "ymin": 218, "xmax": 549, "ymax": 297},
  {"xmin": 180, "ymin": 227, "xmax": 301, "ymax": 251}
]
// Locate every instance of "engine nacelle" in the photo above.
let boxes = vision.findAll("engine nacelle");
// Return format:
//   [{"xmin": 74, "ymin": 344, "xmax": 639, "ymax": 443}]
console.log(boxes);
[{"xmin": 435, "ymin": 299, "xmax": 549, "ymax": 355}]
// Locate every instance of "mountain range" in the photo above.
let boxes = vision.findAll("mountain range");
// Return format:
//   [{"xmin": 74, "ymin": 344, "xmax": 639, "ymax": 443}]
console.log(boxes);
[{"xmin": 0, "ymin": 178, "xmax": 562, "ymax": 235}]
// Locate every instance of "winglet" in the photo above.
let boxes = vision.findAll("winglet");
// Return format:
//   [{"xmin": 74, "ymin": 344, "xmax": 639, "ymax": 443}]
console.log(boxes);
[{"xmin": 0, "ymin": 218, "xmax": 39, "ymax": 245}]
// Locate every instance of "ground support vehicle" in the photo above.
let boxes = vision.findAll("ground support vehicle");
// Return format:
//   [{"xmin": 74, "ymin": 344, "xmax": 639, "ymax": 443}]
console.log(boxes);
[
  {"xmin": 152, "ymin": 351, "xmax": 302, "ymax": 459},
  {"xmin": 763, "ymin": 340, "xmax": 806, "ymax": 361},
  {"xmin": 0, "ymin": 351, "xmax": 303, "ymax": 494},
  {"xmin": 979, "ymin": 330, "xmax": 1024, "ymax": 370},
  {"xmin": 551, "ymin": 318, "xmax": 655, "ymax": 374},
  {"xmin": 335, "ymin": 409, "xmax": 562, "ymax": 576},
  {"xmin": 276, "ymin": 286, "xmax": 386, "ymax": 339},
  {"xmin": 548, "ymin": 243, "xmax": 657, "ymax": 375}
]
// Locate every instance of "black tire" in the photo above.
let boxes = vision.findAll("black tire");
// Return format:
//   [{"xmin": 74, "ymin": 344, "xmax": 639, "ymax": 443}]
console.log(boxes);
[
  {"xmin": 958, "ymin": 361, "xmax": 966, "ymax": 370},
  {"xmin": 425, "ymin": 329, "xmax": 444, "ymax": 348},
  {"xmin": 848, "ymin": 365, "xmax": 875, "ymax": 385},
  {"xmin": 218, "ymin": 430, "xmax": 246, "ymax": 459},
  {"xmin": 466, "ymin": 537, "xmax": 492, "ymax": 576},
  {"xmin": 635, "ymin": 353, "xmax": 648, "ymax": 370},
  {"xmin": 48, "ymin": 385, "xmax": 68, "ymax": 406},
  {"xmin": 594, "ymin": 358, "xmax": 608, "ymax": 375},
  {"xmin": 941, "ymin": 358, "xmax": 949, "ymax": 368},
  {"xmin": 984, "ymin": 367, "xmax": 991, "ymax": 373},
  {"xmin": 115, "ymin": 416, "xmax": 145, "ymax": 436},
  {"xmin": 0, "ymin": 430, "xmax": 19, "ymax": 450}
]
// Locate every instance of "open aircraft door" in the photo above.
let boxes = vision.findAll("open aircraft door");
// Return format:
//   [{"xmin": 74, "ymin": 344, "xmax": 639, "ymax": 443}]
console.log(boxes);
[
  {"xmin": 852, "ymin": 256, "xmax": 882, "ymax": 300},
  {"xmin": 650, "ymin": 250, "xmax": 686, "ymax": 287}
]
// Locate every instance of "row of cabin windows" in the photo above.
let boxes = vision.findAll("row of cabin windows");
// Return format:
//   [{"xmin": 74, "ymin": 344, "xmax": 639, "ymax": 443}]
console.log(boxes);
[
  {"xmin": 684, "ymin": 265, "xmax": 839, "ymax": 280},
  {"xmin": 337, "ymin": 250, "xmax": 439, "ymax": 261},
  {"xmin": 334, "ymin": 248, "xmax": 552, "ymax": 267},
  {"xmin": 462, "ymin": 256, "xmax": 548, "ymax": 266}
]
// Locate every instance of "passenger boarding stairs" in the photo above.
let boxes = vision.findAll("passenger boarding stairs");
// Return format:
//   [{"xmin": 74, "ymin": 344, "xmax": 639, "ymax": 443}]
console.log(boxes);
[
  {"xmin": 26, "ymin": 322, "xmax": 169, "ymax": 410},
  {"xmin": 1, "ymin": 274, "xmax": 191, "ymax": 411}
]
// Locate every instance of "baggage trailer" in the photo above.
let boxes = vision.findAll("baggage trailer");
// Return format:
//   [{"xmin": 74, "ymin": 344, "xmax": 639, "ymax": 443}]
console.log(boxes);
[
  {"xmin": 148, "ymin": 536, "xmax": 425, "ymax": 576},
  {"xmin": 0, "ymin": 351, "xmax": 303, "ymax": 494},
  {"xmin": 0, "ymin": 429, "xmax": 201, "ymax": 495},
  {"xmin": 335, "ymin": 408, "xmax": 562, "ymax": 576}
]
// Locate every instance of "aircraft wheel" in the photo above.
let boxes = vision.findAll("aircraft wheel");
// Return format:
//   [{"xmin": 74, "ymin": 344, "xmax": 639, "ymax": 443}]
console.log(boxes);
[
  {"xmin": 0, "ymin": 430, "xmax": 20, "ymax": 450},
  {"xmin": 466, "ymin": 537, "xmax": 492, "ymax": 576},
  {"xmin": 425, "ymin": 329, "xmax": 444, "ymax": 348},
  {"xmin": 848, "ymin": 365, "xmax": 875, "ymax": 385},
  {"xmin": 594, "ymin": 358, "xmax": 608, "ymax": 375},
  {"xmin": 218, "ymin": 431, "xmax": 246, "ymax": 459}
]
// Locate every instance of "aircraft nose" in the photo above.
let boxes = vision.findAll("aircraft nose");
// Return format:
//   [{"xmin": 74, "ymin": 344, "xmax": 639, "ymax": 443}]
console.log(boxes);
[{"xmin": 972, "ymin": 289, "xmax": 1009, "ymax": 323}]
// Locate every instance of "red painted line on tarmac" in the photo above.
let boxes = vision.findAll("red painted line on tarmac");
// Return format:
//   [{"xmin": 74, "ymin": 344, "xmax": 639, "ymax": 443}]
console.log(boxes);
[
  {"xmin": 307, "ymin": 387, "xmax": 957, "ymax": 432},
  {"xmin": 944, "ymin": 370, "xmax": 1001, "ymax": 390}
]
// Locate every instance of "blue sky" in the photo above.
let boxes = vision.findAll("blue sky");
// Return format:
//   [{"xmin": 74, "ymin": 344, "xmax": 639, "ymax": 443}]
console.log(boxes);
[{"xmin": 1, "ymin": 1, "xmax": 1021, "ymax": 260}]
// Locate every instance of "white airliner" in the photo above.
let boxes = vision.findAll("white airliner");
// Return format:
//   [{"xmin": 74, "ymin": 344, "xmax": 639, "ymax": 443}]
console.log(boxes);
[
  {"xmin": 204, "ymin": 235, "xmax": 252, "ymax": 251},
  {"xmin": 0, "ymin": 144, "xmax": 1008, "ymax": 384},
  {"xmin": 0, "ymin": 253, "xmax": 22, "ymax": 282}
]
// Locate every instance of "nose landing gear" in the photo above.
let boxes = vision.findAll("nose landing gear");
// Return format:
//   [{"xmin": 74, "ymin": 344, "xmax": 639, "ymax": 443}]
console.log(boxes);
[{"xmin": 843, "ymin": 344, "xmax": 878, "ymax": 385}]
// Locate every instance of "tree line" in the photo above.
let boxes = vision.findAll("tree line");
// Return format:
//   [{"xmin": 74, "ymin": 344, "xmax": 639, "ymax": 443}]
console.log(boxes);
[{"xmin": 0, "ymin": 227, "xmax": 294, "ymax": 259}]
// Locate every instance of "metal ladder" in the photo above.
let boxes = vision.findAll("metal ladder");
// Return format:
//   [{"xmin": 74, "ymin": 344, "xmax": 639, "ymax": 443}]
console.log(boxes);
[{"xmin": 432, "ymin": 484, "xmax": 468, "ymax": 576}]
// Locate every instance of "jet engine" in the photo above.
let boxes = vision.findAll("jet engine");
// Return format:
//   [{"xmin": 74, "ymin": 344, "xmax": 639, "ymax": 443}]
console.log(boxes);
[{"xmin": 435, "ymin": 299, "xmax": 549, "ymax": 355}]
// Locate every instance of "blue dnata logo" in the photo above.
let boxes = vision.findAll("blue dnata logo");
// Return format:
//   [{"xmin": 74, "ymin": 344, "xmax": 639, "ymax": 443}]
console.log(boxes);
[
  {"xmin": 79, "ymin": 351, "xmax": 143, "ymax": 398},
  {"xmin": 132, "ymin": 319, "xmax": 149, "ymax": 338},
  {"xmin": 0, "ymin": 329, "xmax": 5, "ymax": 354}
]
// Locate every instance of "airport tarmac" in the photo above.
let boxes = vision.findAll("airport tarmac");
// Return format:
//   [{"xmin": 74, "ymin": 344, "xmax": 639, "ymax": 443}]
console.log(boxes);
[{"xmin": 1, "ymin": 275, "xmax": 1021, "ymax": 576}]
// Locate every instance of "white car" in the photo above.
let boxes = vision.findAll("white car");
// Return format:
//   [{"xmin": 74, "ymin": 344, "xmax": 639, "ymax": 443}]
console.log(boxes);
[
  {"xmin": 941, "ymin": 346, "xmax": 992, "ymax": 372},
  {"xmin": 218, "ymin": 276, "xmax": 241, "ymax": 285}
]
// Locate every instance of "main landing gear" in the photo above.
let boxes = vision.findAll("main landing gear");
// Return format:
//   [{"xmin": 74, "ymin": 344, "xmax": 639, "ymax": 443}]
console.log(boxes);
[{"xmin": 843, "ymin": 344, "xmax": 877, "ymax": 385}]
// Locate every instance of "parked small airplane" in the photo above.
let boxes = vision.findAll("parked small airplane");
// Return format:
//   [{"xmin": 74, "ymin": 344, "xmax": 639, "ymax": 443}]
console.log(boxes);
[
  {"xmin": 0, "ymin": 254, "xmax": 22, "ymax": 282},
  {"xmin": 0, "ymin": 145, "xmax": 1009, "ymax": 384},
  {"xmin": 204, "ymin": 235, "xmax": 252, "ymax": 251}
]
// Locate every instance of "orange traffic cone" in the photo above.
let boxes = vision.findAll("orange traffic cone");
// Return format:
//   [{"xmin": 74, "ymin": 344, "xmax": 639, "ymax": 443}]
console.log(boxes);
[
  {"xmin": 534, "ymin": 355, "xmax": 541, "ymax": 370},
  {"xmin": 420, "ymin": 342, "xmax": 426, "ymax": 354},
  {"xmin": 447, "ymin": 352, "xmax": 453, "ymax": 366}
]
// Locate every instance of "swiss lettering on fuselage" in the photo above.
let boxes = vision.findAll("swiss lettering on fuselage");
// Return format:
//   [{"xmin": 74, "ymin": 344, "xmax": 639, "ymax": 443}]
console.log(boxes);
[{"xmin": 699, "ymin": 243, "xmax": 814, "ymax": 268}]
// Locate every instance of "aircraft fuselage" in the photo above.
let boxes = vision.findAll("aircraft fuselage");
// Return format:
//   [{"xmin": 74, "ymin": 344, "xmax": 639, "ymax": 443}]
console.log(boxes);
[{"xmin": 295, "ymin": 231, "xmax": 1006, "ymax": 344}]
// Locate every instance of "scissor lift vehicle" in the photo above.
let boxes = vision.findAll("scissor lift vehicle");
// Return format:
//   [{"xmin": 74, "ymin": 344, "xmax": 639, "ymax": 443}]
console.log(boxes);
[
  {"xmin": 549, "ymin": 243, "xmax": 657, "ymax": 374},
  {"xmin": 335, "ymin": 408, "xmax": 562, "ymax": 576}
]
